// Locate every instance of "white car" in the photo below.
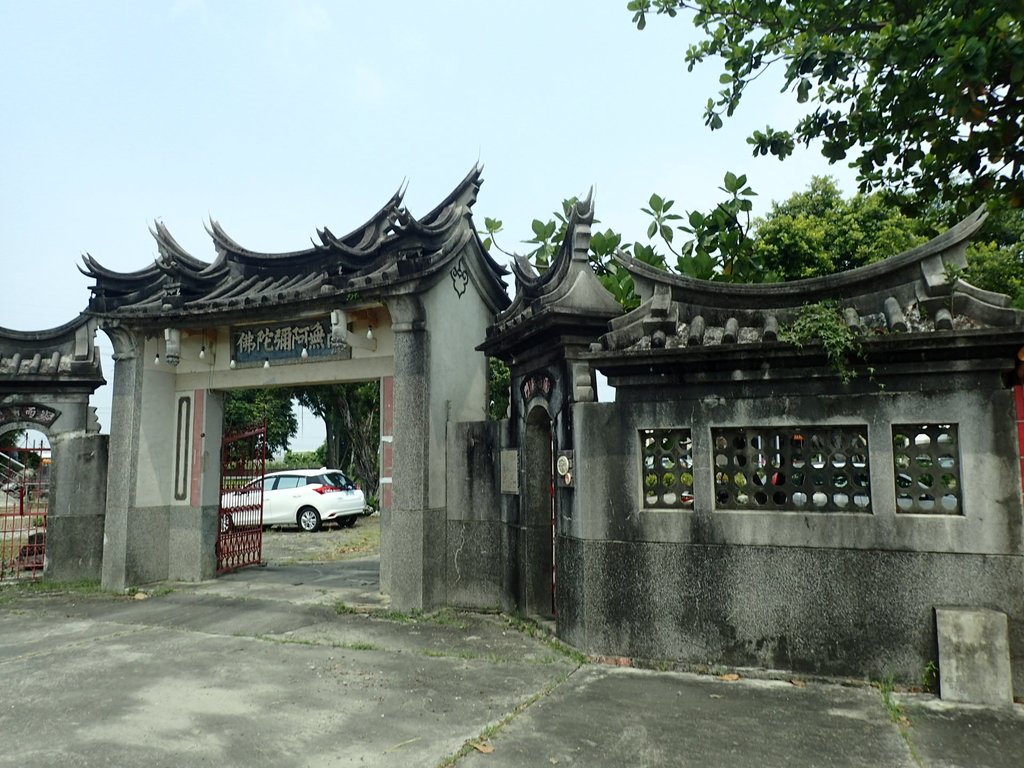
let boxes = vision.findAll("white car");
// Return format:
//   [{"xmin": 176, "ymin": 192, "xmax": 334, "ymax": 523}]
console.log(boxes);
[{"xmin": 221, "ymin": 468, "xmax": 365, "ymax": 532}]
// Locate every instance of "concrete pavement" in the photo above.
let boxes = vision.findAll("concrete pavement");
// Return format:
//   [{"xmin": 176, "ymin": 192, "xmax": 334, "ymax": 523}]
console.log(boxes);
[{"xmin": 1, "ymin": 558, "xmax": 1021, "ymax": 767}]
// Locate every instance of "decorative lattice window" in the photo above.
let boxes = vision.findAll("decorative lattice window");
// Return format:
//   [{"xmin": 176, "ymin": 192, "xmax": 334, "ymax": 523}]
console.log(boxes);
[
  {"xmin": 712, "ymin": 427, "xmax": 871, "ymax": 512},
  {"xmin": 641, "ymin": 429, "xmax": 694, "ymax": 508},
  {"xmin": 892, "ymin": 425, "xmax": 961, "ymax": 514}
]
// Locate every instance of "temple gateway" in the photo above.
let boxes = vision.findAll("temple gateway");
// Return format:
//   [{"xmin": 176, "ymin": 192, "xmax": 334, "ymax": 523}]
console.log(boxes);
[{"xmin": 1, "ymin": 169, "xmax": 1021, "ymax": 699}]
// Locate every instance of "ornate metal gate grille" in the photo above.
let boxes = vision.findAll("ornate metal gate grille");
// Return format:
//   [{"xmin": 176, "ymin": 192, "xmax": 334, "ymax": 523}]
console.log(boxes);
[
  {"xmin": 216, "ymin": 423, "xmax": 266, "ymax": 574},
  {"xmin": 0, "ymin": 442, "xmax": 50, "ymax": 581}
]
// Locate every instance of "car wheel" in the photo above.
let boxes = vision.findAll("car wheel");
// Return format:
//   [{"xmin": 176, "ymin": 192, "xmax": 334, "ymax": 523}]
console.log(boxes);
[
  {"xmin": 342, "ymin": 516, "xmax": 357, "ymax": 528},
  {"xmin": 298, "ymin": 506, "xmax": 322, "ymax": 532}
]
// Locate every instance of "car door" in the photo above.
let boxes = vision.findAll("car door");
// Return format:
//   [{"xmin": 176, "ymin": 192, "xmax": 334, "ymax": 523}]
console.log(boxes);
[{"xmin": 265, "ymin": 475, "xmax": 304, "ymax": 525}]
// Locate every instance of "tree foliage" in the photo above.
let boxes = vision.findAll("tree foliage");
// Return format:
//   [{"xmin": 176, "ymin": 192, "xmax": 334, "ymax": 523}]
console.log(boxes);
[
  {"xmin": 295, "ymin": 383, "xmax": 380, "ymax": 500},
  {"xmin": 222, "ymin": 388, "xmax": 297, "ymax": 455},
  {"xmin": 487, "ymin": 357, "xmax": 511, "ymax": 421},
  {"xmin": 958, "ymin": 207, "xmax": 1024, "ymax": 306},
  {"xmin": 627, "ymin": 1, "xmax": 1024, "ymax": 210},
  {"xmin": 483, "ymin": 175, "xmax": 1023, "ymax": 311},
  {"xmin": 751, "ymin": 177, "xmax": 928, "ymax": 279},
  {"xmin": 482, "ymin": 173, "xmax": 772, "ymax": 310}
]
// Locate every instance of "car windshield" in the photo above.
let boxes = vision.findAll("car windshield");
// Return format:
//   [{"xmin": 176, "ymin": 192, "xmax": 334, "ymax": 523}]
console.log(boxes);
[{"xmin": 309, "ymin": 471, "xmax": 353, "ymax": 489}]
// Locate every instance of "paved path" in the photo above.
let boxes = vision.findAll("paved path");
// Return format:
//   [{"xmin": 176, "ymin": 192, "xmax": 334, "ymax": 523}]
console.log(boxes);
[{"xmin": 1, "ymin": 558, "xmax": 1021, "ymax": 767}]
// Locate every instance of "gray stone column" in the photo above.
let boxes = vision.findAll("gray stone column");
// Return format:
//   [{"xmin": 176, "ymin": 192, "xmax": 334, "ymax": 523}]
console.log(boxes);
[
  {"xmin": 168, "ymin": 389, "xmax": 223, "ymax": 581},
  {"xmin": 100, "ymin": 327, "xmax": 144, "ymax": 591},
  {"xmin": 46, "ymin": 432, "xmax": 108, "ymax": 582},
  {"xmin": 383, "ymin": 295, "xmax": 445, "ymax": 611}
]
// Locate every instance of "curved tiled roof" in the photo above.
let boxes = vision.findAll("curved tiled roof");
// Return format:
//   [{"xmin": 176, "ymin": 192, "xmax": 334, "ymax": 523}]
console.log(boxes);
[
  {"xmin": 0, "ymin": 313, "xmax": 104, "ymax": 386},
  {"xmin": 591, "ymin": 206, "xmax": 1024, "ymax": 356},
  {"xmin": 80, "ymin": 166, "xmax": 509, "ymax": 321},
  {"xmin": 481, "ymin": 191, "xmax": 623, "ymax": 356}
]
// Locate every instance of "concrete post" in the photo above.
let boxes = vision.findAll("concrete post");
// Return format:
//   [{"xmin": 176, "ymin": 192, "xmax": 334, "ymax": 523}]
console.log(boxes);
[
  {"xmin": 383, "ymin": 295, "xmax": 444, "ymax": 611},
  {"xmin": 46, "ymin": 432, "xmax": 108, "ymax": 582},
  {"xmin": 100, "ymin": 328, "xmax": 144, "ymax": 591}
]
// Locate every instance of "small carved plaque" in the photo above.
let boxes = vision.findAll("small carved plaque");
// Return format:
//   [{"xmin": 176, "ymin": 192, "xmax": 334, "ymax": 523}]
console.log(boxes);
[
  {"xmin": 521, "ymin": 372, "xmax": 554, "ymax": 401},
  {"xmin": 0, "ymin": 404, "xmax": 60, "ymax": 428}
]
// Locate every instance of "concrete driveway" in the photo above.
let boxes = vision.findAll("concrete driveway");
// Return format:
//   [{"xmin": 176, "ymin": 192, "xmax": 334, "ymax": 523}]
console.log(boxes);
[{"xmin": 1, "ymin": 555, "xmax": 1021, "ymax": 767}]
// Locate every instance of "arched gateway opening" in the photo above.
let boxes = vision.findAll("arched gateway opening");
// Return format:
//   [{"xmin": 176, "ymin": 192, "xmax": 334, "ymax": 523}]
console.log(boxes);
[
  {"xmin": 1, "ymin": 429, "xmax": 51, "ymax": 581},
  {"xmin": 77, "ymin": 167, "xmax": 508, "ymax": 611}
]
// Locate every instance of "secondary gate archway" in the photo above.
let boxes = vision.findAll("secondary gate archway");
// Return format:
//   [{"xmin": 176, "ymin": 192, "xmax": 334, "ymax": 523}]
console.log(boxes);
[
  {"xmin": 79, "ymin": 167, "xmax": 509, "ymax": 610},
  {"xmin": 0, "ymin": 315, "xmax": 108, "ymax": 583}
]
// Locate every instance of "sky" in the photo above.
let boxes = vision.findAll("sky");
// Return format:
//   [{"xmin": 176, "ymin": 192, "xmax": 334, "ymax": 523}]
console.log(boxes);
[{"xmin": 0, "ymin": 1, "xmax": 857, "ymax": 451}]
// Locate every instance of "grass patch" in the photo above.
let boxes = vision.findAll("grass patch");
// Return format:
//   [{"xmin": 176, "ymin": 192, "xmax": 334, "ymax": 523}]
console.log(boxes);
[
  {"xmin": 297, "ymin": 522, "xmax": 381, "ymax": 562},
  {"xmin": 345, "ymin": 641, "xmax": 383, "ymax": 651},
  {"xmin": 503, "ymin": 615, "xmax": 588, "ymax": 665},
  {"xmin": 0, "ymin": 579, "xmax": 105, "ymax": 598},
  {"xmin": 874, "ymin": 673, "xmax": 923, "ymax": 763},
  {"xmin": 877, "ymin": 674, "xmax": 903, "ymax": 723},
  {"xmin": 255, "ymin": 635, "xmax": 384, "ymax": 652},
  {"xmin": 436, "ymin": 668, "xmax": 579, "ymax": 768},
  {"xmin": 332, "ymin": 602, "xmax": 470, "ymax": 629}
]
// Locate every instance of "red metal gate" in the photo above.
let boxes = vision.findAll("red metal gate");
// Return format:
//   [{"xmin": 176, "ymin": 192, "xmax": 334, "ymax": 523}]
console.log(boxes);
[
  {"xmin": 216, "ymin": 423, "xmax": 266, "ymax": 574},
  {"xmin": 1, "ymin": 441, "xmax": 50, "ymax": 581}
]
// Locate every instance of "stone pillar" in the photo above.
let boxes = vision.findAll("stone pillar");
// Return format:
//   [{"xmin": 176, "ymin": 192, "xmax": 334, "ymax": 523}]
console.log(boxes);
[
  {"xmin": 46, "ymin": 432, "xmax": 108, "ymax": 582},
  {"xmin": 383, "ymin": 295, "xmax": 445, "ymax": 611},
  {"xmin": 100, "ymin": 327, "xmax": 144, "ymax": 591},
  {"xmin": 167, "ymin": 389, "xmax": 223, "ymax": 581}
]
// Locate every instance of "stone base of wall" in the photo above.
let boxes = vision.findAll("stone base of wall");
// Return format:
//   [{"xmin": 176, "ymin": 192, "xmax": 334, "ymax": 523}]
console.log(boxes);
[
  {"xmin": 446, "ymin": 520, "xmax": 504, "ymax": 609},
  {"xmin": 45, "ymin": 514, "xmax": 105, "ymax": 582},
  {"xmin": 558, "ymin": 536, "xmax": 1024, "ymax": 697}
]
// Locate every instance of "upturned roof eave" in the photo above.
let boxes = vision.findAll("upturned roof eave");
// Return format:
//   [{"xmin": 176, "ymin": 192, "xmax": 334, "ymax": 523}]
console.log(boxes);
[
  {"xmin": 479, "ymin": 303, "xmax": 620, "ymax": 357},
  {"xmin": 618, "ymin": 205, "xmax": 988, "ymax": 309}
]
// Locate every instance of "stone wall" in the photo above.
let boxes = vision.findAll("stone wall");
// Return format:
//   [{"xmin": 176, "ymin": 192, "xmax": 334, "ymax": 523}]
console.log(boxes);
[
  {"xmin": 46, "ymin": 432, "xmax": 108, "ymax": 582},
  {"xmin": 446, "ymin": 419, "xmax": 512, "ymax": 610},
  {"xmin": 560, "ymin": 383, "xmax": 1024, "ymax": 695}
]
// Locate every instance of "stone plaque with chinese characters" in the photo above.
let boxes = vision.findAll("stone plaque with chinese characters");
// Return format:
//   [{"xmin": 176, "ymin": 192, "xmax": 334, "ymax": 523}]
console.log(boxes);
[
  {"xmin": 231, "ymin": 318, "xmax": 349, "ymax": 365},
  {"xmin": 0, "ymin": 404, "xmax": 60, "ymax": 427}
]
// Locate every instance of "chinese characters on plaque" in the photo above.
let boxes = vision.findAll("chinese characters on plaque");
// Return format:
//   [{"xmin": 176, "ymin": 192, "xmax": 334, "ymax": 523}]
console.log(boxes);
[
  {"xmin": 231, "ymin": 318, "xmax": 348, "ymax": 365},
  {"xmin": 0, "ymin": 404, "xmax": 60, "ymax": 427}
]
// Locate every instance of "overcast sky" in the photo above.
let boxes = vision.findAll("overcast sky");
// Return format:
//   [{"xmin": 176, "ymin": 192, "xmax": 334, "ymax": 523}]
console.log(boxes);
[{"xmin": 0, "ymin": 1, "xmax": 857, "ymax": 450}]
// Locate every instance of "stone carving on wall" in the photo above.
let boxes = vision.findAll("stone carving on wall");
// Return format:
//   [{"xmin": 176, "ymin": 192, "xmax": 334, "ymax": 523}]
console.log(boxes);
[
  {"xmin": 451, "ymin": 258, "xmax": 469, "ymax": 298},
  {"xmin": 521, "ymin": 372, "xmax": 554, "ymax": 402}
]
